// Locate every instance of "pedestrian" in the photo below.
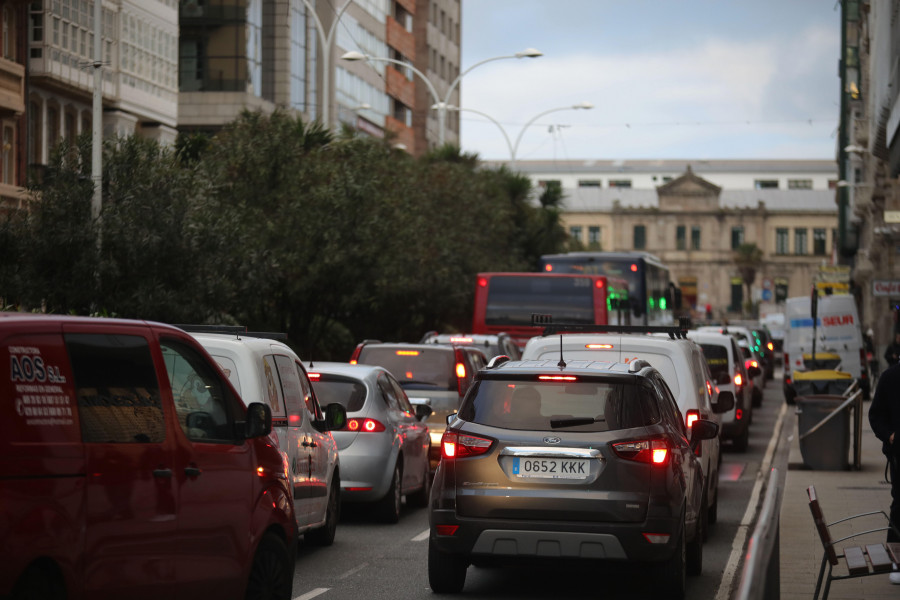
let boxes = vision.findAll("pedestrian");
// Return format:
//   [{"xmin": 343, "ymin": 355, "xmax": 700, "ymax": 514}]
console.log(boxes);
[
  {"xmin": 885, "ymin": 332, "xmax": 900, "ymax": 367},
  {"xmin": 868, "ymin": 362, "xmax": 900, "ymax": 583}
]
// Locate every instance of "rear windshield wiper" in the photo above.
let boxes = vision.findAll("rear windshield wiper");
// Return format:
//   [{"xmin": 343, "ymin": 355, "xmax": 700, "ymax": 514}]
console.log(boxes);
[{"xmin": 550, "ymin": 417, "xmax": 605, "ymax": 428}]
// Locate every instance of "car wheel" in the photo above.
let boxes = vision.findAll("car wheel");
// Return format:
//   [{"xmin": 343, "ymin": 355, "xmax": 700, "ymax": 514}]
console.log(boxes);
[
  {"xmin": 752, "ymin": 387, "xmax": 763, "ymax": 408},
  {"xmin": 12, "ymin": 563, "xmax": 66, "ymax": 600},
  {"xmin": 687, "ymin": 492, "xmax": 705, "ymax": 576},
  {"xmin": 307, "ymin": 477, "xmax": 339, "ymax": 546},
  {"xmin": 656, "ymin": 517, "xmax": 686, "ymax": 599},
  {"xmin": 708, "ymin": 482, "xmax": 719, "ymax": 525},
  {"xmin": 377, "ymin": 464, "xmax": 402, "ymax": 523},
  {"xmin": 732, "ymin": 426, "xmax": 749, "ymax": 453},
  {"xmin": 428, "ymin": 539, "xmax": 468, "ymax": 594},
  {"xmin": 245, "ymin": 532, "xmax": 292, "ymax": 600},
  {"xmin": 407, "ymin": 458, "xmax": 431, "ymax": 509}
]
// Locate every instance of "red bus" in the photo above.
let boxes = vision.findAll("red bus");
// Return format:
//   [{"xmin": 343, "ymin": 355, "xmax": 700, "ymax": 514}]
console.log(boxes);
[{"xmin": 472, "ymin": 272, "xmax": 630, "ymax": 349}]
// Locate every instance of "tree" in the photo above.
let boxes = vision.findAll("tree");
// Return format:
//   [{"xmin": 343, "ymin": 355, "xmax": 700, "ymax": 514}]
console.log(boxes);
[{"xmin": 734, "ymin": 243, "xmax": 763, "ymax": 317}]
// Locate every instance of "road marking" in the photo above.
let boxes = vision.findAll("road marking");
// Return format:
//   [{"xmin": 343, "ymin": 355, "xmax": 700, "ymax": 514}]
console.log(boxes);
[
  {"xmin": 411, "ymin": 528, "xmax": 429, "ymax": 542},
  {"xmin": 293, "ymin": 588, "xmax": 329, "ymax": 600},
  {"xmin": 714, "ymin": 401, "xmax": 787, "ymax": 600},
  {"xmin": 338, "ymin": 563, "xmax": 368, "ymax": 580}
]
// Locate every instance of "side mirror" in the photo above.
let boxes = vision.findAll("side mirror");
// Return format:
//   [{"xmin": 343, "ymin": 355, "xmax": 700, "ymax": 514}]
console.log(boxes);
[
  {"xmin": 245, "ymin": 402, "xmax": 272, "ymax": 438},
  {"xmin": 690, "ymin": 419, "xmax": 719, "ymax": 452},
  {"xmin": 712, "ymin": 390, "xmax": 735, "ymax": 414},
  {"xmin": 325, "ymin": 403, "xmax": 347, "ymax": 431},
  {"xmin": 415, "ymin": 403, "xmax": 433, "ymax": 421},
  {"xmin": 748, "ymin": 365, "xmax": 762, "ymax": 378}
]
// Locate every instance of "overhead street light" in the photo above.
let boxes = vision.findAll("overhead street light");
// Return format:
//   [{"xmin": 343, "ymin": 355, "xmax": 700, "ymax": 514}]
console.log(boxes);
[
  {"xmin": 303, "ymin": 0, "xmax": 354, "ymax": 128},
  {"xmin": 438, "ymin": 102, "xmax": 594, "ymax": 168},
  {"xmin": 341, "ymin": 48, "xmax": 542, "ymax": 146}
]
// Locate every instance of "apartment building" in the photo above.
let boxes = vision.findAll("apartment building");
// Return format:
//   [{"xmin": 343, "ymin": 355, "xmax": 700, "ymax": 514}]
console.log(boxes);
[{"xmin": 0, "ymin": 1, "xmax": 27, "ymax": 209}]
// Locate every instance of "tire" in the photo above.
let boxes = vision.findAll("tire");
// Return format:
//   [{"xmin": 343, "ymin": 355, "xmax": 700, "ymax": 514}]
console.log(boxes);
[
  {"xmin": 376, "ymin": 464, "xmax": 402, "ymax": 523},
  {"xmin": 12, "ymin": 563, "xmax": 66, "ymax": 600},
  {"xmin": 407, "ymin": 458, "xmax": 431, "ymax": 509},
  {"xmin": 428, "ymin": 539, "xmax": 468, "ymax": 594},
  {"xmin": 306, "ymin": 477, "xmax": 340, "ymax": 546},
  {"xmin": 752, "ymin": 387, "xmax": 763, "ymax": 408},
  {"xmin": 732, "ymin": 426, "xmax": 749, "ymax": 453},
  {"xmin": 245, "ymin": 532, "xmax": 293, "ymax": 600},
  {"xmin": 708, "ymin": 483, "xmax": 719, "ymax": 525},
  {"xmin": 687, "ymin": 492, "xmax": 705, "ymax": 576},
  {"xmin": 656, "ymin": 518, "xmax": 686, "ymax": 599}
]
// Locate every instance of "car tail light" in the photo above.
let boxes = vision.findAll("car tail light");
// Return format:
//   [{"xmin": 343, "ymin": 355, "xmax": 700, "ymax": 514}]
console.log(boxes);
[
  {"xmin": 734, "ymin": 372, "xmax": 743, "ymax": 387},
  {"xmin": 436, "ymin": 525, "xmax": 459, "ymax": 536},
  {"xmin": 455, "ymin": 349, "xmax": 471, "ymax": 396},
  {"xmin": 685, "ymin": 409, "xmax": 702, "ymax": 456},
  {"xmin": 767, "ymin": 342, "xmax": 774, "ymax": 351},
  {"xmin": 450, "ymin": 337, "xmax": 473, "ymax": 344},
  {"xmin": 308, "ymin": 372, "xmax": 321, "ymax": 381},
  {"xmin": 735, "ymin": 409, "xmax": 743, "ymax": 421},
  {"xmin": 538, "ymin": 375, "xmax": 577, "ymax": 381},
  {"xmin": 595, "ymin": 279, "xmax": 604, "ymax": 288},
  {"xmin": 586, "ymin": 344, "xmax": 614, "ymax": 349},
  {"xmin": 611, "ymin": 439, "xmax": 669, "ymax": 465},
  {"xmin": 745, "ymin": 359, "xmax": 758, "ymax": 370},
  {"xmin": 397, "ymin": 350, "xmax": 420, "ymax": 356},
  {"xmin": 441, "ymin": 431, "xmax": 493, "ymax": 459},
  {"xmin": 345, "ymin": 418, "xmax": 386, "ymax": 433},
  {"xmin": 456, "ymin": 362, "xmax": 466, "ymax": 378},
  {"xmin": 349, "ymin": 345, "xmax": 363, "ymax": 363},
  {"xmin": 478, "ymin": 276, "xmax": 488, "ymax": 287},
  {"xmin": 643, "ymin": 533, "xmax": 671, "ymax": 544},
  {"xmin": 706, "ymin": 380, "xmax": 713, "ymax": 397}
]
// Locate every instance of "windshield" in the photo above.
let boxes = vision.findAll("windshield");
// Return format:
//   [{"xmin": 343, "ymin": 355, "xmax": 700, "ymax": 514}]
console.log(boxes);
[{"xmin": 356, "ymin": 347, "xmax": 455, "ymax": 390}]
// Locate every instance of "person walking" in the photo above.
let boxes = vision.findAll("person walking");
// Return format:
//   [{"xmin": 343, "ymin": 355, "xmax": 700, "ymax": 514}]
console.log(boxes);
[
  {"xmin": 868, "ymin": 361, "xmax": 900, "ymax": 583},
  {"xmin": 884, "ymin": 331, "xmax": 900, "ymax": 367}
]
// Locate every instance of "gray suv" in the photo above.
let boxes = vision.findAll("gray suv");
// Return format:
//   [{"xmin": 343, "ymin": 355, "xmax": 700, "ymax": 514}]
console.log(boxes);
[{"xmin": 428, "ymin": 357, "xmax": 726, "ymax": 598}]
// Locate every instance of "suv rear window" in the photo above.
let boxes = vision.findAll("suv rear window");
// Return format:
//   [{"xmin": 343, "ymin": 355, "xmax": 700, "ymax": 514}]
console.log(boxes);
[
  {"xmin": 457, "ymin": 379, "xmax": 659, "ymax": 432},
  {"xmin": 310, "ymin": 374, "xmax": 367, "ymax": 412},
  {"xmin": 699, "ymin": 343, "xmax": 729, "ymax": 379},
  {"xmin": 357, "ymin": 347, "xmax": 454, "ymax": 390}
]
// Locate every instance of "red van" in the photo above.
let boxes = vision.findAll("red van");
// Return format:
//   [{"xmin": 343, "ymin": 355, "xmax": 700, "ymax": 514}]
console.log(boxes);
[{"xmin": 0, "ymin": 314, "xmax": 297, "ymax": 600}]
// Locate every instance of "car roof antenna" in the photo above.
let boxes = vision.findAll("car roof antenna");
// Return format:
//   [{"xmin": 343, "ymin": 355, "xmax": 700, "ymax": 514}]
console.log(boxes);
[{"xmin": 558, "ymin": 334, "xmax": 566, "ymax": 368}]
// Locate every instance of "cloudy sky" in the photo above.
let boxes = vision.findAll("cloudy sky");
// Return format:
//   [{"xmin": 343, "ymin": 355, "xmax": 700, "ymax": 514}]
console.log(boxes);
[{"xmin": 458, "ymin": 0, "xmax": 841, "ymax": 161}]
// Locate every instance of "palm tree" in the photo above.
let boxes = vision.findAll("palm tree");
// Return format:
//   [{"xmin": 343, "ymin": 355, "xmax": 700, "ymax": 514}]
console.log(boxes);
[{"xmin": 734, "ymin": 243, "xmax": 763, "ymax": 317}]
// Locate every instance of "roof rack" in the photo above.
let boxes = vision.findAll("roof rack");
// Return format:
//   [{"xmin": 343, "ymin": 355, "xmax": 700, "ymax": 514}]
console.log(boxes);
[
  {"xmin": 531, "ymin": 314, "xmax": 692, "ymax": 340},
  {"xmin": 175, "ymin": 324, "xmax": 288, "ymax": 342}
]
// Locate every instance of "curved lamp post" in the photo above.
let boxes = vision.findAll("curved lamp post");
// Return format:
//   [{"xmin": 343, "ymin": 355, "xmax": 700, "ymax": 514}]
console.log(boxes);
[
  {"xmin": 302, "ymin": 0, "xmax": 354, "ymax": 128},
  {"xmin": 437, "ymin": 102, "xmax": 594, "ymax": 167},
  {"xmin": 341, "ymin": 48, "xmax": 542, "ymax": 146}
]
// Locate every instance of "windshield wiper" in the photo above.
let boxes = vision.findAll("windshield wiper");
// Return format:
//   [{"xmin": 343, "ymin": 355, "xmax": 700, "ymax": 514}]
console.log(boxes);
[{"xmin": 550, "ymin": 417, "xmax": 605, "ymax": 429}]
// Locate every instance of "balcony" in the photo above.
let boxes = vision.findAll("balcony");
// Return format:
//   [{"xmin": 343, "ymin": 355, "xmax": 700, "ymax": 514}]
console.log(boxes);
[{"xmin": 0, "ymin": 58, "xmax": 25, "ymax": 115}]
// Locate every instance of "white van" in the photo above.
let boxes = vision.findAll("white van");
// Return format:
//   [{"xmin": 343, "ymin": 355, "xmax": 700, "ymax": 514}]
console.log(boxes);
[{"xmin": 782, "ymin": 294, "xmax": 870, "ymax": 402}]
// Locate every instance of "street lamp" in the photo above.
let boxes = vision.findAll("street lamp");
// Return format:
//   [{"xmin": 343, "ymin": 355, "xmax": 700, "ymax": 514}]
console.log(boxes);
[
  {"xmin": 341, "ymin": 48, "xmax": 542, "ymax": 146},
  {"xmin": 302, "ymin": 0, "xmax": 354, "ymax": 128},
  {"xmin": 437, "ymin": 102, "xmax": 594, "ymax": 167}
]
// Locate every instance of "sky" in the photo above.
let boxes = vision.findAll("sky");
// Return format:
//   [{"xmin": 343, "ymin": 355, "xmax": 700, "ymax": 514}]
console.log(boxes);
[{"xmin": 458, "ymin": 0, "xmax": 842, "ymax": 161}]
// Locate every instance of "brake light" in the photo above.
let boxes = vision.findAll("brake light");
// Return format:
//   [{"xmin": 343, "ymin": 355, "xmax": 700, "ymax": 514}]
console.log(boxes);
[
  {"xmin": 349, "ymin": 359, "xmax": 358, "ymax": 364},
  {"xmin": 478, "ymin": 276, "xmax": 488, "ymax": 287},
  {"xmin": 441, "ymin": 431, "xmax": 493, "ymax": 459},
  {"xmin": 450, "ymin": 337, "xmax": 473, "ymax": 343},
  {"xmin": 308, "ymin": 372, "xmax": 321, "ymax": 381},
  {"xmin": 456, "ymin": 362, "xmax": 467, "ymax": 378},
  {"xmin": 586, "ymin": 344, "xmax": 613, "ymax": 349},
  {"xmin": 734, "ymin": 373, "xmax": 743, "ymax": 387},
  {"xmin": 736, "ymin": 408, "xmax": 743, "ymax": 421},
  {"xmin": 706, "ymin": 380, "xmax": 713, "ymax": 397},
  {"xmin": 767, "ymin": 342, "xmax": 774, "ymax": 351},
  {"xmin": 345, "ymin": 418, "xmax": 386, "ymax": 433},
  {"xmin": 745, "ymin": 359, "xmax": 758, "ymax": 369},
  {"xmin": 630, "ymin": 263, "xmax": 638, "ymax": 272},
  {"xmin": 685, "ymin": 409, "xmax": 700, "ymax": 429},
  {"xmin": 596, "ymin": 279, "xmax": 604, "ymax": 288},
  {"xmin": 612, "ymin": 439, "xmax": 669, "ymax": 465},
  {"xmin": 397, "ymin": 350, "xmax": 420, "ymax": 356},
  {"xmin": 538, "ymin": 375, "xmax": 577, "ymax": 381},
  {"xmin": 544, "ymin": 264, "xmax": 553, "ymax": 272}
]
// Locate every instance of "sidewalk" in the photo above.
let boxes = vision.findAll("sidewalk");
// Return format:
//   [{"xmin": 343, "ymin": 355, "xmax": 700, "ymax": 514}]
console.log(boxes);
[{"xmin": 779, "ymin": 395, "xmax": 897, "ymax": 599}]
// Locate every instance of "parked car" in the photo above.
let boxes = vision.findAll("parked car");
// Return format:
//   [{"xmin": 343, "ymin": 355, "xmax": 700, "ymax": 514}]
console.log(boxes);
[
  {"xmin": 307, "ymin": 362, "xmax": 432, "ymax": 522},
  {"xmin": 520, "ymin": 323, "xmax": 733, "ymax": 529},
  {"xmin": 350, "ymin": 341, "xmax": 487, "ymax": 470},
  {"xmin": 428, "ymin": 355, "xmax": 725, "ymax": 597},
  {"xmin": 1, "ymin": 314, "xmax": 296, "ymax": 599},
  {"xmin": 686, "ymin": 329, "xmax": 752, "ymax": 452},
  {"xmin": 185, "ymin": 327, "xmax": 347, "ymax": 546},
  {"xmin": 419, "ymin": 331, "xmax": 522, "ymax": 361}
]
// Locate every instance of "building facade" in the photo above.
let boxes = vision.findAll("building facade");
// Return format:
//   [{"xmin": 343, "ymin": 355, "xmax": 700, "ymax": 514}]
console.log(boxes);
[
  {"xmin": 537, "ymin": 164, "xmax": 839, "ymax": 321},
  {"xmin": 0, "ymin": 1, "xmax": 28, "ymax": 210}
]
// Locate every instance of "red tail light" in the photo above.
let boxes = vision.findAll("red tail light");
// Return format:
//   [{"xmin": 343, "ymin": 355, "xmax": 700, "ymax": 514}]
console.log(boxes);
[
  {"xmin": 349, "ymin": 346, "xmax": 362, "ymax": 363},
  {"xmin": 456, "ymin": 362, "xmax": 466, "ymax": 378},
  {"xmin": 308, "ymin": 372, "xmax": 321, "ymax": 381},
  {"xmin": 734, "ymin": 373, "xmax": 743, "ymax": 387},
  {"xmin": 685, "ymin": 409, "xmax": 700, "ymax": 429},
  {"xmin": 345, "ymin": 418, "xmax": 386, "ymax": 433},
  {"xmin": 441, "ymin": 431, "xmax": 493, "ymax": 459},
  {"xmin": 735, "ymin": 409, "xmax": 743, "ymax": 421},
  {"xmin": 767, "ymin": 342, "xmax": 774, "ymax": 351},
  {"xmin": 612, "ymin": 439, "xmax": 669, "ymax": 465}
]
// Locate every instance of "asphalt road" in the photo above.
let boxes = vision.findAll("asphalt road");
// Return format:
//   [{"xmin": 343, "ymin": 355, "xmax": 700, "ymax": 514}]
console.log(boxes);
[{"xmin": 289, "ymin": 373, "xmax": 785, "ymax": 600}]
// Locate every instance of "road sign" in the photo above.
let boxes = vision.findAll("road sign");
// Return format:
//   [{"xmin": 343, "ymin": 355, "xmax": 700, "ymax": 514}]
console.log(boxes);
[{"xmin": 762, "ymin": 289, "xmax": 772, "ymax": 301}]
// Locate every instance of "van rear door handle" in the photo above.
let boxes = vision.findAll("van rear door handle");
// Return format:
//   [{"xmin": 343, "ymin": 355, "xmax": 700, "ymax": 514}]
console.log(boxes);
[
  {"xmin": 153, "ymin": 468, "xmax": 173, "ymax": 478},
  {"xmin": 185, "ymin": 466, "xmax": 202, "ymax": 477}
]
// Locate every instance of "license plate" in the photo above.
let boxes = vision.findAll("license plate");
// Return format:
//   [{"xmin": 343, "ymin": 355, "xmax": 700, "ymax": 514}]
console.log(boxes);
[{"xmin": 512, "ymin": 457, "xmax": 589, "ymax": 480}]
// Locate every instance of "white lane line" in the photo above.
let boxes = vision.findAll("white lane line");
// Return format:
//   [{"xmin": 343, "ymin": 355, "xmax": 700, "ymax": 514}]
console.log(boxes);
[
  {"xmin": 411, "ymin": 529, "xmax": 430, "ymax": 542},
  {"xmin": 293, "ymin": 588, "xmax": 330, "ymax": 600},
  {"xmin": 714, "ymin": 401, "xmax": 787, "ymax": 600},
  {"xmin": 337, "ymin": 562, "xmax": 368, "ymax": 580}
]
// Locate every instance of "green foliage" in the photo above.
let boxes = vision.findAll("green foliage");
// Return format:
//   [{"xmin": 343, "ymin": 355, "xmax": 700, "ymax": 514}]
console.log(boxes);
[{"xmin": 6, "ymin": 110, "xmax": 569, "ymax": 359}]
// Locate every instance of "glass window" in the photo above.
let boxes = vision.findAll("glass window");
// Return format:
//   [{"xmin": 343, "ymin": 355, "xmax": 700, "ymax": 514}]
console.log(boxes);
[
  {"xmin": 309, "ymin": 373, "xmax": 366, "ymax": 413},
  {"xmin": 788, "ymin": 179, "xmax": 813, "ymax": 190},
  {"xmin": 676, "ymin": 225, "xmax": 686, "ymax": 250},
  {"xmin": 731, "ymin": 227, "xmax": 744, "ymax": 249},
  {"xmin": 569, "ymin": 226, "xmax": 582, "ymax": 242},
  {"xmin": 813, "ymin": 228, "xmax": 827, "ymax": 255},
  {"xmin": 755, "ymin": 180, "xmax": 779, "ymax": 189},
  {"xmin": 388, "ymin": 375, "xmax": 414, "ymax": 413},
  {"xmin": 357, "ymin": 347, "xmax": 455, "ymax": 390},
  {"xmin": 775, "ymin": 228, "xmax": 789, "ymax": 255},
  {"xmin": 578, "ymin": 179, "xmax": 601, "ymax": 188},
  {"xmin": 260, "ymin": 355, "xmax": 286, "ymax": 418},
  {"xmin": 274, "ymin": 355, "xmax": 304, "ymax": 423},
  {"xmin": 67, "ymin": 333, "xmax": 165, "ymax": 444},
  {"xmin": 634, "ymin": 225, "xmax": 646, "ymax": 250},
  {"xmin": 295, "ymin": 364, "xmax": 321, "ymax": 420},
  {"xmin": 691, "ymin": 226, "xmax": 701, "ymax": 250},
  {"xmin": 609, "ymin": 179, "xmax": 632, "ymax": 188},
  {"xmin": 588, "ymin": 226, "xmax": 600, "ymax": 246},
  {"xmin": 160, "ymin": 338, "xmax": 240, "ymax": 443},
  {"xmin": 377, "ymin": 375, "xmax": 401, "ymax": 411},
  {"xmin": 795, "ymin": 228, "xmax": 808, "ymax": 255}
]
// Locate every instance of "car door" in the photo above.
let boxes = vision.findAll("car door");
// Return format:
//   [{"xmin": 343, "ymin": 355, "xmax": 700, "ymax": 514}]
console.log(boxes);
[
  {"xmin": 158, "ymin": 336, "xmax": 255, "ymax": 598},
  {"xmin": 270, "ymin": 354, "xmax": 308, "ymax": 525},
  {"xmin": 64, "ymin": 328, "xmax": 179, "ymax": 599},
  {"xmin": 386, "ymin": 373, "xmax": 430, "ymax": 490},
  {"xmin": 296, "ymin": 361, "xmax": 334, "ymax": 524}
]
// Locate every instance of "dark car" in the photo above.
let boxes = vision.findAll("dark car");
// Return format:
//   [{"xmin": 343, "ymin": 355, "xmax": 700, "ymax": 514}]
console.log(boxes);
[
  {"xmin": 427, "ymin": 356, "xmax": 724, "ymax": 598},
  {"xmin": 350, "ymin": 341, "xmax": 487, "ymax": 470}
]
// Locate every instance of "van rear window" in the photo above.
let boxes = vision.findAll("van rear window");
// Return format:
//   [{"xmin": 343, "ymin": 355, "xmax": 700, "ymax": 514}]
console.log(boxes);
[
  {"xmin": 357, "ymin": 347, "xmax": 455, "ymax": 391},
  {"xmin": 65, "ymin": 334, "xmax": 164, "ymax": 444},
  {"xmin": 457, "ymin": 379, "xmax": 658, "ymax": 432},
  {"xmin": 699, "ymin": 344, "xmax": 729, "ymax": 379}
]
